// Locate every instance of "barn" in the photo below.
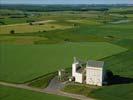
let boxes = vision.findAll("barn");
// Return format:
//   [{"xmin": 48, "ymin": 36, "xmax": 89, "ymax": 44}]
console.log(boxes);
[
  {"xmin": 86, "ymin": 60, "xmax": 105, "ymax": 86},
  {"xmin": 72, "ymin": 57, "xmax": 106, "ymax": 86}
]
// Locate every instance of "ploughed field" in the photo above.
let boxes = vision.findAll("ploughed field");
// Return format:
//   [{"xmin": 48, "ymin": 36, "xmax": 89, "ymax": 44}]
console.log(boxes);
[{"xmin": 0, "ymin": 42, "xmax": 127, "ymax": 83}]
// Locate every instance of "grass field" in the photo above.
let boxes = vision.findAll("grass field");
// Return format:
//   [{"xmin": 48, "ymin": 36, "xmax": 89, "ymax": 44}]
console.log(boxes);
[
  {"xmin": 0, "ymin": 22, "xmax": 72, "ymax": 34},
  {"xmin": 0, "ymin": 42, "xmax": 127, "ymax": 83},
  {"xmin": 89, "ymin": 50, "xmax": 133, "ymax": 100},
  {"xmin": 63, "ymin": 50, "xmax": 133, "ymax": 100},
  {"xmin": 0, "ymin": 36, "xmax": 48, "ymax": 44},
  {"xmin": 63, "ymin": 41, "xmax": 133, "ymax": 100},
  {"xmin": 0, "ymin": 85, "xmax": 73, "ymax": 100},
  {"xmin": 90, "ymin": 83, "xmax": 133, "ymax": 100}
]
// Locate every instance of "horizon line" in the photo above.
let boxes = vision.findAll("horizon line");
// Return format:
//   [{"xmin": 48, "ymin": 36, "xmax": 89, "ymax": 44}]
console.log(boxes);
[{"xmin": 1, "ymin": 3, "xmax": 133, "ymax": 5}]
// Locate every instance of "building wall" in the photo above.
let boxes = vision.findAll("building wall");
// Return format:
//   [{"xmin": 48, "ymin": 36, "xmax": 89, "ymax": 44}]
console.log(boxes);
[
  {"xmin": 72, "ymin": 63, "xmax": 78, "ymax": 77},
  {"xmin": 72, "ymin": 63, "xmax": 79, "ymax": 77},
  {"xmin": 75, "ymin": 73, "xmax": 83, "ymax": 83},
  {"xmin": 72, "ymin": 63, "xmax": 83, "ymax": 83},
  {"xmin": 86, "ymin": 67, "xmax": 103, "ymax": 86}
]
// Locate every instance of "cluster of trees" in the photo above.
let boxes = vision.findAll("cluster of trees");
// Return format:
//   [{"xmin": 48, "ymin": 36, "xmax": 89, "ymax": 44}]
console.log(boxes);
[
  {"xmin": 0, "ymin": 21, "xmax": 5, "ymax": 25},
  {"xmin": 1, "ymin": 4, "xmax": 109, "ymax": 12}
]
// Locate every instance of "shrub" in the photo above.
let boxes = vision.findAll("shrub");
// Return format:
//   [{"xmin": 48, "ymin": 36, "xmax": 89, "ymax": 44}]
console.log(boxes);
[{"xmin": 10, "ymin": 30, "xmax": 15, "ymax": 34}]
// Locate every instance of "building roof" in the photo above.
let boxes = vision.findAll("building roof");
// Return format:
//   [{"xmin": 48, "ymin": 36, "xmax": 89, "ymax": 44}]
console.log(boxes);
[
  {"xmin": 87, "ymin": 60, "xmax": 104, "ymax": 68},
  {"xmin": 73, "ymin": 57, "xmax": 85, "ymax": 64}
]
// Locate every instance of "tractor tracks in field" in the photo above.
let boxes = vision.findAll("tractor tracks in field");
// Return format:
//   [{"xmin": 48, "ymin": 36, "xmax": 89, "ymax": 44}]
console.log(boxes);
[{"xmin": 0, "ymin": 80, "xmax": 94, "ymax": 100}]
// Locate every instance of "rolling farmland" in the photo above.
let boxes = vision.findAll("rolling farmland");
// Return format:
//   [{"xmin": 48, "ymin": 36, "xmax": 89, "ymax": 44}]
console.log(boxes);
[
  {"xmin": 0, "ymin": 4, "xmax": 133, "ymax": 100},
  {"xmin": 0, "ymin": 42, "xmax": 127, "ymax": 83}
]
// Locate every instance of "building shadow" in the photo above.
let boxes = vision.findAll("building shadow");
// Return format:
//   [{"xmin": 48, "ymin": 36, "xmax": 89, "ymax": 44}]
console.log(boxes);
[{"xmin": 107, "ymin": 75, "xmax": 133, "ymax": 85}]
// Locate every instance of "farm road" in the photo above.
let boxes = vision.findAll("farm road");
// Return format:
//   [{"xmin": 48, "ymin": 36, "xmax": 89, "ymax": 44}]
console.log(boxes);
[{"xmin": 0, "ymin": 81, "xmax": 94, "ymax": 100}]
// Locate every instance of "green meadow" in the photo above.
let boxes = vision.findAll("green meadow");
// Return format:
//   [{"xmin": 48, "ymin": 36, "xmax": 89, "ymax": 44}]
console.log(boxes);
[{"xmin": 0, "ymin": 42, "xmax": 127, "ymax": 83}]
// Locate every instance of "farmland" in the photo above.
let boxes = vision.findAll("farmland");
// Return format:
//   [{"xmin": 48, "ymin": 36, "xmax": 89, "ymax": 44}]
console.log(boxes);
[
  {"xmin": 0, "ymin": 21, "xmax": 72, "ymax": 34},
  {"xmin": 0, "ymin": 42, "xmax": 127, "ymax": 83},
  {"xmin": 0, "ymin": 4, "xmax": 133, "ymax": 100}
]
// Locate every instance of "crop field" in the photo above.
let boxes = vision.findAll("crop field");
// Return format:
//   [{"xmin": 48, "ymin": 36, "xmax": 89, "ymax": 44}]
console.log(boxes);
[
  {"xmin": 62, "ymin": 35, "xmax": 133, "ymax": 100},
  {"xmin": 89, "ymin": 51, "xmax": 133, "ymax": 100},
  {"xmin": 0, "ymin": 42, "xmax": 127, "ymax": 83},
  {"xmin": 0, "ymin": 85, "xmax": 72, "ymax": 100},
  {"xmin": 0, "ymin": 36, "xmax": 48, "ymax": 44},
  {"xmin": 0, "ymin": 21, "xmax": 72, "ymax": 34}
]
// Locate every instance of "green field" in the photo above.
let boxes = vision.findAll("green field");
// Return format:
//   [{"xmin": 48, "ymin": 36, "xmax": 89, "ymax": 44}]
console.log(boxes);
[
  {"xmin": 0, "ymin": 36, "xmax": 48, "ymax": 44},
  {"xmin": 63, "ymin": 50, "xmax": 133, "ymax": 100},
  {"xmin": 0, "ymin": 85, "xmax": 72, "ymax": 100},
  {"xmin": 89, "ymin": 51, "xmax": 133, "ymax": 100},
  {"xmin": 0, "ymin": 42, "xmax": 127, "ymax": 83},
  {"xmin": 63, "ymin": 41, "xmax": 133, "ymax": 100}
]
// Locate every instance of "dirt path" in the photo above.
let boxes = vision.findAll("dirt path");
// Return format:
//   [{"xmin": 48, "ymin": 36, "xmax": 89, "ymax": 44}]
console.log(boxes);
[
  {"xmin": 0, "ymin": 81, "xmax": 95, "ymax": 100},
  {"xmin": 44, "ymin": 76, "xmax": 94, "ymax": 100}
]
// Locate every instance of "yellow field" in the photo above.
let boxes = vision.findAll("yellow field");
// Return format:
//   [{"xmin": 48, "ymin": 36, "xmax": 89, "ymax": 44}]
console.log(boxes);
[
  {"xmin": 0, "ymin": 21, "xmax": 72, "ymax": 34},
  {"xmin": 0, "ymin": 36, "xmax": 48, "ymax": 44}
]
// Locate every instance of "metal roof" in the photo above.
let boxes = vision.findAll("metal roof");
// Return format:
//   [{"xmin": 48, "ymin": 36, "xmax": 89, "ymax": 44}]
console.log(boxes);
[{"xmin": 87, "ymin": 60, "xmax": 104, "ymax": 68}]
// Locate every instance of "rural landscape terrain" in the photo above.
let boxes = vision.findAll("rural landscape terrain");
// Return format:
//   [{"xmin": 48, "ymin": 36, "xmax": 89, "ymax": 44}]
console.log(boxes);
[{"xmin": 0, "ymin": 4, "xmax": 133, "ymax": 100}]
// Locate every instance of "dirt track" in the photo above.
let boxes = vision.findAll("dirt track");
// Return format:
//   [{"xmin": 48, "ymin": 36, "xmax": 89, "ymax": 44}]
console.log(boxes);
[{"xmin": 0, "ymin": 80, "xmax": 94, "ymax": 100}]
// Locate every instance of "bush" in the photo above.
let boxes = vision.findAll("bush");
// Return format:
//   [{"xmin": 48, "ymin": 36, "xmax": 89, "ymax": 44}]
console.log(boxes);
[
  {"xmin": 51, "ymin": 26, "xmax": 55, "ymax": 28},
  {"xmin": 10, "ymin": 30, "xmax": 15, "ymax": 34},
  {"xmin": 29, "ymin": 22, "xmax": 33, "ymax": 25},
  {"xmin": 64, "ymin": 38, "xmax": 70, "ymax": 42},
  {"xmin": 43, "ymin": 30, "xmax": 47, "ymax": 32},
  {"xmin": 0, "ymin": 21, "xmax": 5, "ymax": 25}
]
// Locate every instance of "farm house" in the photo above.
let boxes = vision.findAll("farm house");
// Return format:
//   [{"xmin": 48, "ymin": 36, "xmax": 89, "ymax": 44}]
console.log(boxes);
[{"xmin": 72, "ymin": 57, "xmax": 106, "ymax": 86}]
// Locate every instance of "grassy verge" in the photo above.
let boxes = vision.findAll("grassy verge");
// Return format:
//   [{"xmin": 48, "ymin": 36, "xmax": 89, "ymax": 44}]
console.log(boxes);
[
  {"xmin": 62, "ymin": 84, "xmax": 99, "ymax": 97},
  {"xmin": 28, "ymin": 72, "xmax": 57, "ymax": 88},
  {"xmin": 0, "ymin": 85, "xmax": 73, "ymax": 100}
]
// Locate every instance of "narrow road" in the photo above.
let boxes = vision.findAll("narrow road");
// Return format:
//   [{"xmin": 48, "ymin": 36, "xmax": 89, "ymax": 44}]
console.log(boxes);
[{"xmin": 0, "ymin": 81, "xmax": 94, "ymax": 100}]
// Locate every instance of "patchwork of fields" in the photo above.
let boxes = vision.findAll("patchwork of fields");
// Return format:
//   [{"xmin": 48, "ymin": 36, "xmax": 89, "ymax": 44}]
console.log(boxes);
[
  {"xmin": 0, "ymin": 5, "xmax": 133, "ymax": 100},
  {"xmin": 0, "ymin": 21, "xmax": 72, "ymax": 34}
]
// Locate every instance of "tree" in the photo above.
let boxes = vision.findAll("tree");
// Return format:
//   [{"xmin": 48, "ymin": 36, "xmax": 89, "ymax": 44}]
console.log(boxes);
[
  {"xmin": 10, "ymin": 30, "xmax": 15, "ymax": 34},
  {"xmin": 64, "ymin": 38, "xmax": 70, "ymax": 42},
  {"xmin": 29, "ymin": 22, "xmax": 33, "ymax": 25}
]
